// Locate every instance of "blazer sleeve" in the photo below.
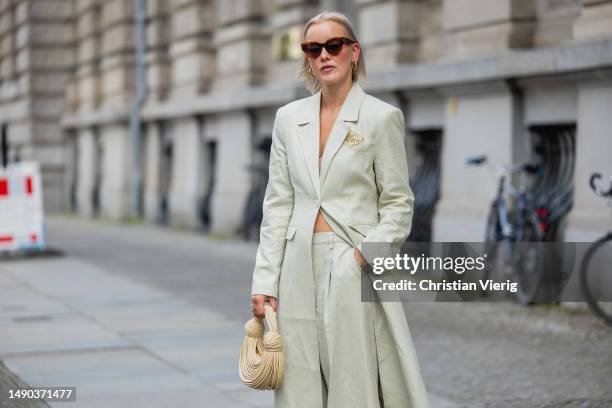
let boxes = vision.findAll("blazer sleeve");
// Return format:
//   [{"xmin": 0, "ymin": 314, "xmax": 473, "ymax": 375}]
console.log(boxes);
[
  {"xmin": 358, "ymin": 107, "xmax": 414, "ymax": 252},
  {"xmin": 251, "ymin": 107, "xmax": 294, "ymax": 298}
]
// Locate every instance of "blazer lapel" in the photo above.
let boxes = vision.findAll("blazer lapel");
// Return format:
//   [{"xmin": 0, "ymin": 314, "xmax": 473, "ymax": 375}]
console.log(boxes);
[
  {"xmin": 296, "ymin": 91, "xmax": 321, "ymax": 195},
  {"xmin": 295, "ymin": 82, "xmax": 366, "ymax": 196},
  {"xmin": 319, "ymin": 82, "xmax": 366, "ymax": 188}
]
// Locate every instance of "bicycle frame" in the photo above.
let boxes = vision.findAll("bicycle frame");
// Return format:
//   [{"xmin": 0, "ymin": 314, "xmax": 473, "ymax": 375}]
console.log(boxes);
[{"xmin": 493, "ymin": 168, "xmax": 542, "ymax": 243}]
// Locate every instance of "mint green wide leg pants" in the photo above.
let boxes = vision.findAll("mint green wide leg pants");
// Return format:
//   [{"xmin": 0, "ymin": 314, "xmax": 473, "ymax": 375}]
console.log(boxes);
[{"xmin": 311, "ymin": 231, "xmax": 384, "ymax": 408}]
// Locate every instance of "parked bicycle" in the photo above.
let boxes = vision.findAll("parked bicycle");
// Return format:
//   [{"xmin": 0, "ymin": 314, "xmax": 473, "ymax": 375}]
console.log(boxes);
[
  {"xmin": 466, "ymin": 155, "xmax": 551, "ymax": 305},
  {"xmin": 579, "ymin": 173, "xmax": 612, "ymax": 327}
]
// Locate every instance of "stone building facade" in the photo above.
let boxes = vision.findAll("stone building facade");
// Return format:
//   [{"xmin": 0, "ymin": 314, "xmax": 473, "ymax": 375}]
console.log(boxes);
[{"xmin": 1, "ymin": 0, "xmax": 611, "ymax": 242}]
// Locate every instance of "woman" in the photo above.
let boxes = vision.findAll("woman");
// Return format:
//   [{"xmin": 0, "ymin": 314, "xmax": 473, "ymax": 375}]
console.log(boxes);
[{"xmin": 250, "ymin": 11, "xmax": 430, "ymax": 408}]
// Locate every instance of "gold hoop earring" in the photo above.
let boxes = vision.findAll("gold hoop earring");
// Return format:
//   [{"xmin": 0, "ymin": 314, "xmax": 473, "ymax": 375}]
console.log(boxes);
[{"xmin": 351, "ymin": 61, "xmax": 357, "ymax": 71}]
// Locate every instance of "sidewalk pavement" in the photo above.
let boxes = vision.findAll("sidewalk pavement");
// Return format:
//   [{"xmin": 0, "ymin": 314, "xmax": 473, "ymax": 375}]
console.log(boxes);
[
  {"xmin": 0, "ymin": 359, "xmax": 48, "ymax": 408},
  {"xmin": 0, "ymin": 256, "xmax": 271, "ymax": 408},
  {"xmin": 0, "ymin": 255, "xmax": 456, "ymax": 408}
]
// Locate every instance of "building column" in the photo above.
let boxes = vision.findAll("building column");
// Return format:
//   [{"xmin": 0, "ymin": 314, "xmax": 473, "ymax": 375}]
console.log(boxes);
[
  {"xmin": 565, "ymin": 80, "xmax": 612, "ymax": 241},
  {"xmin": 442, "ymin": 0, "xmax": 536, "ymax": 58},
  {"xmin": 99, "ymin": 0, "xmax": 136, "ymax": 109},
  {"xmin": 76, "ymin": 128, "xmax": 96, "ymax": 217},
  {"xmin": 265, "ymin": 0, "xmax": 318, "ymax": 84},
  {"xmin": 28, "ymin": 0, "xmax": 73, "ymax": 213},
  {"xmin": 533, "ymin": 0, "xmax": 581, "ymax": 47},
  {"xmin": 72, "ymin": 0, "xmax": 102, "ymax": 112},
  {"xmin": 143, "ymin": 122, "xmax": 162, "ymax": 222},
  {"xmin": 168, "ymin": 116, "xmax": 203, "ymax": 228},
  {"xmin": 210, "ymin": 111, "xmax": 252, "ymax": 235},
  {"xmin": 145, "ymin": 0, "xmax": 171, "ymax": 101},
  {"xmin": 433, "ymin": 82, "xmax": 526, "ymax": 241},
  {"xmin": 573, "ymin": 0, "xmax": 612, "ymax": 41},
  {"xmin": 212, "ymin": 0, "xmax": 268, "ymax": 90},
  {"xmin": 356, "ymin": 0, "xmax": 423, "ymax": 68},
  {"xmin": 99, "ymin": 124, "xmax": 132, "ymax": 220},
  {"xmin": 168, "ymin": 0, "xmax": 215, "ymax": 98}
]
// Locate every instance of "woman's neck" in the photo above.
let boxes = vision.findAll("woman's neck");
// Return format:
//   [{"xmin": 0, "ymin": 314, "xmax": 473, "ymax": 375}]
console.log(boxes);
[{"xmin": 320, "ymin": 79, "xmax": 353, "ymax": 112}]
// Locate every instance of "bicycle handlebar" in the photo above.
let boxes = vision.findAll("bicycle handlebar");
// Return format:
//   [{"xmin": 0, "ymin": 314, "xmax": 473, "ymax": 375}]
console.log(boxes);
[
  {"xmin": 523, "ymin": 164, "xmax": 542, "ymax": 175},
  {"xmin": 590, "ymin": 173, "xmax": 612, "ymax": 198},
  {"xmin": 465, "ymin": 154, "xmax": 541, "ymax": 177},
  {"xmin": 465, "ymin": 155, "xmax": 487, "ymax": 166}
]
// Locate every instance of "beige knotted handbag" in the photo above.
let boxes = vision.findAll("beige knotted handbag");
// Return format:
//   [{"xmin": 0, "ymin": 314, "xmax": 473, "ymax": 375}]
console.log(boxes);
[{"xmin": 239, "ymin": 302, "xmax": 284, "ymax": 390}]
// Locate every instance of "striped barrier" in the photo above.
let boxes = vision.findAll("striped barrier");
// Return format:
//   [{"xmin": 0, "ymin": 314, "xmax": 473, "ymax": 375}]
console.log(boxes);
[{"xmin": 0, "ymin": 162, "xmax": 45, "ymax": 252}]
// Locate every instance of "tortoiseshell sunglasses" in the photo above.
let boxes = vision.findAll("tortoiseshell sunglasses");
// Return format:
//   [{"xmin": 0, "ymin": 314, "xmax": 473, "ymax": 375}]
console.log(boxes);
[{"xmin": 300, "ymin": 37, "xmax": 356, "ymax": 58}]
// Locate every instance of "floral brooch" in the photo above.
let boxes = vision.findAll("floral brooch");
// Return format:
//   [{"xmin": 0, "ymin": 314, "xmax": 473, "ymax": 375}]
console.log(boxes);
[{"xmin": 343, "ymin": 128, "xmax": 363, "ymax": 150}]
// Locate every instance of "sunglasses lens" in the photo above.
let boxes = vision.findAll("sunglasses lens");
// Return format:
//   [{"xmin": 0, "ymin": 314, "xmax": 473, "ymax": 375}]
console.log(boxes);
[
  {"xmin": 304, "ymin": 44, "xmax": 322, "ymax": 58},
  {"xmin": 326, "ymin": 40, "xmax": 343, "ymax": 55}
]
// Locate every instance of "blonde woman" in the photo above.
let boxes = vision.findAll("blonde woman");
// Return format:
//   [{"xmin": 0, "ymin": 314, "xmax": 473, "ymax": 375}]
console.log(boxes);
[{"xmin": 250, "ymin": 11, "xmax": 430, "ymax": 408}]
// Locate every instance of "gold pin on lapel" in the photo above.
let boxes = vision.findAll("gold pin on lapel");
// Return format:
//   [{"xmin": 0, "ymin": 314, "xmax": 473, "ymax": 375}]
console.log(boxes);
[{"xmin": 344, "ymin": 128, "xmax": 363, "ymax": 150}]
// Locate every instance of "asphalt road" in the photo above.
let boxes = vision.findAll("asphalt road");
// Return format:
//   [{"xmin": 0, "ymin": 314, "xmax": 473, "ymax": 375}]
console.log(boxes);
[{"xmin": 42, "ymin": 215, "xmax": 612, "ymax": 408}]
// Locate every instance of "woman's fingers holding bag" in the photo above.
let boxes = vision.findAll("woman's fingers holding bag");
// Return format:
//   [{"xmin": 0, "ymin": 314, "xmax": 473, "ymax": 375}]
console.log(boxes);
[
  {"xmin": 251, "ymin": 294, "xmax": 278, "ymax": 318},
  {"xmin": 251, "ymin": 294, "xmax": 265, "ymax": 318},
  {"xmin": 267, "ymin": 297, "xmax": 278, "ymax": 313}
]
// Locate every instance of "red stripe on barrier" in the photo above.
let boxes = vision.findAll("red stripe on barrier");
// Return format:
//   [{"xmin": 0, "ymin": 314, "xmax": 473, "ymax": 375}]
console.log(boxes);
[
  {"xmin": 26, "ymin": 176, "xmax": 33, "ymax": 195},
  {"xmin": 30, "ymin": 233, "xmax": 38, "ymax": 242},
  {"xmin": 0, "ymin": 235, "xmax": 13, "ymax": 243},
  {"xmin": 0, "ymin": 178, "xmax": 8, "ymax": 197}
]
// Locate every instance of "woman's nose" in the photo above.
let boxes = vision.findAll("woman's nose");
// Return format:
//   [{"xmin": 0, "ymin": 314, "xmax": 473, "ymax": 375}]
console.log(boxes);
[{"xmin": 319, "ymin": 47, "xmax": 331, "ymax": 60}]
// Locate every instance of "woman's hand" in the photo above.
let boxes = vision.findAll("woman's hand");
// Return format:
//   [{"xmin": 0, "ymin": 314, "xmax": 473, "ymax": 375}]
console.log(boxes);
[
  {"xmin": 354, "ymin": 247, "xmax": 368, "ymax": 269},
  {"xmin": 251, "ymin": 294, "xmax": 278, "ymax": 319}
]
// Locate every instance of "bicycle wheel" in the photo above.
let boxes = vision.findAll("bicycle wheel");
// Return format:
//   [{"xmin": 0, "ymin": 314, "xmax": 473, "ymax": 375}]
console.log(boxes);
[
  {"xmin": 580, "ymin": 233, "xmax": 612, "ymax": 327},
  {"xmin": 475, "ymin": 204, "xmax": 504, "ymax": 298},
  {"xmin": 511, "ymin": 219, "xmax": 547, "ymax": 305}
]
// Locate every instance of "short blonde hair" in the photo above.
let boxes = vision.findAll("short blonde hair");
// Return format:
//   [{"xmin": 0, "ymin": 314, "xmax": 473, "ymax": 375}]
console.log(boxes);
[{"xmin": 298, "ymin": 12, "xmax": 367, "ymax": 94}]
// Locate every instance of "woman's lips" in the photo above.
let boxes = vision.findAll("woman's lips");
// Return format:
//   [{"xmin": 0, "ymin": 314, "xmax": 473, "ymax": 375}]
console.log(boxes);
[{"xmin": 321, "ymin": 66, "xmax": 334, "ymax": 72}]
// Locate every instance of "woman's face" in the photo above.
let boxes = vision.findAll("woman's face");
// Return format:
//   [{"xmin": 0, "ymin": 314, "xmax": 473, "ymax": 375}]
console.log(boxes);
[{"xmin": 304, "ymin": 21, "xmax": 360, "ymax": 87}]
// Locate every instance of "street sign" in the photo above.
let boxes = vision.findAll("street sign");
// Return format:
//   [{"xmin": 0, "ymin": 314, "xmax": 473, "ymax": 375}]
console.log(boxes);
[{"xmin": 0, "ymin": 162, "xmax": 45, "ymax": 252}]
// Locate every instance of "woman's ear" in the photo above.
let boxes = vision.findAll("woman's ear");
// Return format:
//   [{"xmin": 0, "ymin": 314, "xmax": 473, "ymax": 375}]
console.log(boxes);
[{"xmin": 352, "ymin": 43, "xmax": 361, "ymax": 63}]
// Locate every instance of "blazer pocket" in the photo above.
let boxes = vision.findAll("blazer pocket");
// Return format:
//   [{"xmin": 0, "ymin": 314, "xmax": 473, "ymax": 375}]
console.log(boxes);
[
  {"xmin": 285, "ymin": 225, "xmax": 297, "ymax": 240},
  {"xmin": 347, "ymin": 222, "xmax": 377, "ymax": 237}
]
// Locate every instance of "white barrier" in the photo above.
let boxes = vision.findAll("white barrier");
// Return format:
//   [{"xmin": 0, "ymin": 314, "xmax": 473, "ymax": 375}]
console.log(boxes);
[{"xmin": 0, "ymin": 162, "xmax": 46, "ymax": 252}]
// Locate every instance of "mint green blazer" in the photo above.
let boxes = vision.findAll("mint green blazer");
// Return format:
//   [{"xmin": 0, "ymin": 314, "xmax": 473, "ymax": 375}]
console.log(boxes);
[{"xmin": 251, "ymin": 81, "xmax": 430, "ymax": 407}]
